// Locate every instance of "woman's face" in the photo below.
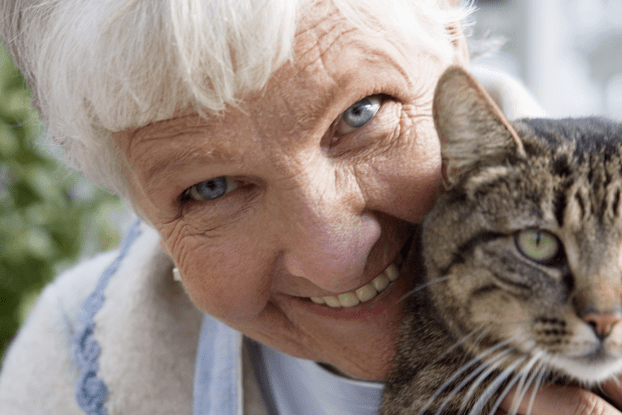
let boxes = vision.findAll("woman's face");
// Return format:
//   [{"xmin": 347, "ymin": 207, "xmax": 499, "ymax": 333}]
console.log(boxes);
[{"xmin": 116, "ymin": 2, "xmax": 466, "ymax": 380}]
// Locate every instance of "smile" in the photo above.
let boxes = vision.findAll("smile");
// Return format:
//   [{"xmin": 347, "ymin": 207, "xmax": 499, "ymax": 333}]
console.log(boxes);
[{"xmin": 309, "ymin": 263, "xmax": 400, "ymax": 308}]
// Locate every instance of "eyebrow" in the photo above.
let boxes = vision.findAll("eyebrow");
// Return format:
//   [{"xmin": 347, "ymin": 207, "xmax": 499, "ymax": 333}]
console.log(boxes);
[
  {"xmin": 137, "ymin": 145, "xmax": 245, "ymax": 199},
  {"xmin": 134, "ymin": 41, "xmax": 411, "ymax": 183},
  {"xmin": 144, "ymin": 147, "xmax": 235, "ymax": 180},
  {"xmin": 128, "ymin": 118, "xmax": 240, "ymax": 182}
]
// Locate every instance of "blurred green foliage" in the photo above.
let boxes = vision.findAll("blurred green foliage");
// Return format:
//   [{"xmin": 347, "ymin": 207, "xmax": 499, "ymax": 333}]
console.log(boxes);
[{"xmin": 0, "ymin": 45, "xmax": 124, "ymax": 363}]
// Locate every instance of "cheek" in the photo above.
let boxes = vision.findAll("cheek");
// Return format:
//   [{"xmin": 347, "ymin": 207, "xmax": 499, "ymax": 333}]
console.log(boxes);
[
  {"xmin": 401, "ymin": 125, "xmax": 442, "ymax": 221},
  {"xmin": 163, "ymin": 226, "xmax": 275, "ymax": 322},
  {"xmin": 363, "ymin": 117, "xmax": 442, "ymax": 223}
]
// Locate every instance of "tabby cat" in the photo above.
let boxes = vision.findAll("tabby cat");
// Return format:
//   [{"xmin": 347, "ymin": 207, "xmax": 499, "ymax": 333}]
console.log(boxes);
[{"xmin": 381, "ymin": 66, "xmax": 622, "ymax": 415}]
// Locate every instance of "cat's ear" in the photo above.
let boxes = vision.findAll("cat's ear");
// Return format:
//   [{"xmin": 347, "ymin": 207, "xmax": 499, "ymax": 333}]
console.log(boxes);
[{"xmin": 433, "ymin": 66, "xmax": 526, "ymax": 188}]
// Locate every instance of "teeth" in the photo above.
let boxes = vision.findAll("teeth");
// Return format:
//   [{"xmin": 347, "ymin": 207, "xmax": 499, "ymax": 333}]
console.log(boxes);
[
  {"xmin": 337, "ymin": 293, "xmax": 360, "ymax": 307},
  {"xmin": 384, "ymin": 264, "xmax": 399, "ymax": 281},
  {"xmin": 309, "ymin": 262, "xmax": 400, "ymax": 308},
  {"xmin": 355, "ymin": 284, "xmax": 376, "ymax": 302},
  {"xmin": 323, "ymin": 296, "xmax": 342, "ymax": 307},
  {"xmin": 372, "ymin": 275, "xmax": 390, "ymax": 292}
]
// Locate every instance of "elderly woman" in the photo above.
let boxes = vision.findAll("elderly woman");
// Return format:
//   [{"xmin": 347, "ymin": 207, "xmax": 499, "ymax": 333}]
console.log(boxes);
[{"xmin": 1, "ymin": 0, "xmax": 621, "ymax": 414}]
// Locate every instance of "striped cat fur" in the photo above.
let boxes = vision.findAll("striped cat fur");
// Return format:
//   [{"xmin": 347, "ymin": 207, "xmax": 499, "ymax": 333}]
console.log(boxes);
[{"xmin": 381, "ymin": 66, "xmax": 622, "ymax": 415}]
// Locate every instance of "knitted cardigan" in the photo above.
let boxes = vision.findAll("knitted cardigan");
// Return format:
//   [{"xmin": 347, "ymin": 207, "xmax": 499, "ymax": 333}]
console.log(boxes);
[{"xmin": 0, "ymin": 221, "xmax": 203, "ymax": 414}]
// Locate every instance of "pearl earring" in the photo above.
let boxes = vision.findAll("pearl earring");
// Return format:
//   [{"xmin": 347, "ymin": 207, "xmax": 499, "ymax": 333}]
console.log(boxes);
[{"xmin": 172, "ymin": 267, "xmax": 182, "ymax": 282}]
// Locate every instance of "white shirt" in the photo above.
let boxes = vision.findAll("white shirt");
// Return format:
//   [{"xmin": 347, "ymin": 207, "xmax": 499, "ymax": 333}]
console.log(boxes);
[{"xmin": 256, "ymin": 342, "xmax": 384, "ymax": 415}]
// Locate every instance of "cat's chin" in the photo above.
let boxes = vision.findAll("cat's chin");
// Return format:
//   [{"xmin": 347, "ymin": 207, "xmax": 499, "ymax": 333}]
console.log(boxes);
[{"xmin": 549, "ymin": 353, "xmax": 622, "ymax": 384}]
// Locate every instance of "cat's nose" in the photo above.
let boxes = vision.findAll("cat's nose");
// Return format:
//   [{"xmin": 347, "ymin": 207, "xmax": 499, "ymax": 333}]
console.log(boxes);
[{"xmin": 583, "ymin": 313, "xmax": 622, "ymax": 337}]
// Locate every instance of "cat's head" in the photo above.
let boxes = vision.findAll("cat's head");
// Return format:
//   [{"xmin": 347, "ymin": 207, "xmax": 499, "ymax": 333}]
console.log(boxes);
[{"xmin": 425, "ymin": 66, "xmax": 622, "ymax": 385}]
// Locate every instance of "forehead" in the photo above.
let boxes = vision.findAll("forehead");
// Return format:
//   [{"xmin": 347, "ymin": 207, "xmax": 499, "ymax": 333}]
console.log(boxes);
[
  {"xmin": 285, "ymin": 1, "xmax": 420, "ymax": 93},
  {"xmin": 240, "ymin": 7, "xmax": 416, "ymax": 132},
  {"xmin": 119, "ymin": 2, "xmax": 445, "ymax": 180}
]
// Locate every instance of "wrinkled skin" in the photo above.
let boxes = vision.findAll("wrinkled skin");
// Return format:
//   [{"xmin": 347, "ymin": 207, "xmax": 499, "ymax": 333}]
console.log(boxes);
[
  {"xmin": 113, "ymin": 0, "xmax": 622, "ymax": 413},
  {"xmin": 115, "ymin": 0, "xmax": 455, "ymax": 381}
]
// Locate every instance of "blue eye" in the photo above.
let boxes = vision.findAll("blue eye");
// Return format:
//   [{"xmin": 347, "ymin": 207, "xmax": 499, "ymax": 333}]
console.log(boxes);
[
  {"xmin": 338, "ymin": 95, "xmax": 382, "ymax": 134},
  {"xmin": 183, "ymin": 176, "xmax": 239, "ymax": 201}
]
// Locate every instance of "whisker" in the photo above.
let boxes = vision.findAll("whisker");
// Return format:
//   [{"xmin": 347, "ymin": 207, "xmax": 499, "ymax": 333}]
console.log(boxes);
[
  {"xmin": 460, "ymin": 336, "xmax": 533, "ymax": 409},
  {"xmin": 468, "ymin": 355, "xmax": 527, "ymax": 415},
  {"xmin": 398, "ymin": 275, "xmax": 455, "ymax": 303},
  {"xmin": 432, "ymin": 360, "xmax": 494, "ymax": 415},
  {"xmin": 428, "ymin": 326, "xmax": 485, "ymax": 368},
  {"xmin": 509, "ymin": 350, "xmax": 545, "ymax": 413},
  {"xmin": 526, "ymin": 365, "xmax": 547, "ymax": 415},
  {"xmin": 489, "ymin": 353, "xmax": 540, "ymax": 415},
  {"xmin": 457, "ymin": 349, "xmax": 513, "ymax": 412},
  {"xmin": 417, "ymin": 338, "xmax": 516, "ymax": 415},
  {"xmin": 509, "ymin": 357, "xmax": 546, "ymax": 415}
]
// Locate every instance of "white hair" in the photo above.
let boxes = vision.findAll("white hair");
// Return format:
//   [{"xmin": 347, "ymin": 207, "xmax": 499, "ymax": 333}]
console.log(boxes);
[{"xmin": 0, "ymin": 0, "xmax": 472, "ymax": 208}]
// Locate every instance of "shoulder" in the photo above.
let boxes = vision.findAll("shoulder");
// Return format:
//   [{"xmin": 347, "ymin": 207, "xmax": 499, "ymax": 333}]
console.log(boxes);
[
  {"xmin": 0, "ymin": 220, "xmax": 203, "ymax": 414},
  {"xmin": 0, "ymin": 246, "xmax": 117, "ymax": 414}
]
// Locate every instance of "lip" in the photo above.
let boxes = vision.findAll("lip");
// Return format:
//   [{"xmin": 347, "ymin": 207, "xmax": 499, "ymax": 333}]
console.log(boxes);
[
  {"xmin": 309, "ymin": 262, "xmax": 400, "ymax": 306},
  {"xmin": 290, "ymin": 273, "xmax": 411, "ymax": 320},
  {"xmin": 279, "ymin": 229, "xmax": 417, "ymax": 320}
]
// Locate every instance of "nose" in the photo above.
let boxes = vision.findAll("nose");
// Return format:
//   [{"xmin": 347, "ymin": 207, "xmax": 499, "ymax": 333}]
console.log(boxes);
[
  {"xmin": 572, "ymin": 259, "xmax": 622, "ymax": 339},
  {"xmin": 282, "ymin": 211, "xmax": 382, "ymax": 290},
  {"xmin": 583, "ymin": 313, "xmax": 622, "ymax": 338},
  {"xmin": 277, "ymin": 164, "xmax": 382, "ymax": 290}
]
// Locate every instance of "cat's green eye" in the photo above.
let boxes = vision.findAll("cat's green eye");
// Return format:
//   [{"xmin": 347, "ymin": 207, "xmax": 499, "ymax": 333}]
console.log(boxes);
[{"xmin": 515, "ymin": 230, "xmax": 560, "ymax": 263}]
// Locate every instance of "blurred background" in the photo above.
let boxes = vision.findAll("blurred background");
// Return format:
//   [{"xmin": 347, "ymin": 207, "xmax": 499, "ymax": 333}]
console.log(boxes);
[
  {"xmin": 0, "ymin": 0, "xmax": 621, "ymax": 363},
  {"xmin": 472, "ymin": 0, "xmax": 622, "ymax": 119},
  {"xmin": 0, "ymin": 48, "xmax": 127, "ymax": 361}
]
